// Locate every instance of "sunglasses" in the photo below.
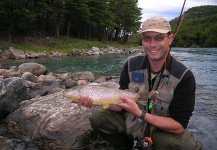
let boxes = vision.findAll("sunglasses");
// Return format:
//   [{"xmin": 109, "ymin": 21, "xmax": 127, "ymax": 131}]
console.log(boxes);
[{"xmin": 142, "ymin": 35, "xmax": 169, "ymax": 42}]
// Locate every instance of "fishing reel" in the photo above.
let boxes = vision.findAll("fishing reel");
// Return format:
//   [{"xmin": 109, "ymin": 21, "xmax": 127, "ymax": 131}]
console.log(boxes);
[{"xmin": 133, "ymin": 137, "xmax": 153, "ymax": 150}]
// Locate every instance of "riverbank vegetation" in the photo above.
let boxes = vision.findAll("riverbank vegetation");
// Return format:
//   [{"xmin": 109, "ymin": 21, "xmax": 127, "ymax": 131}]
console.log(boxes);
[{"xmin": 0, "ymin": 36, "xmax": 141, "ymax": 54}]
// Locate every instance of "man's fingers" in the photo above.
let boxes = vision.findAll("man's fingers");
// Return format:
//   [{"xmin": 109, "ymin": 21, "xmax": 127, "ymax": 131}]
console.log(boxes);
[{"xmin": 120, "ymin": 96, "xmax": 130, "ymax": 103}]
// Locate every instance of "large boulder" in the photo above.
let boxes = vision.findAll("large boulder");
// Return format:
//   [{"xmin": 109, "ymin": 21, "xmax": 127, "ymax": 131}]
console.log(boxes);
[
  {"xmin": 18, "ymin": 63, "xmax": 47, "ymax": 76},
  {"xmin": 4, "ymin": 47, "xmax": 26, "ymax": 59},
  {"xmin": 0, "ymin": 77, "xmax": 30, "ymax": 119},
  {"xmin": 6, "ymin": 91, "xmax": 97, "ymax": 149}
]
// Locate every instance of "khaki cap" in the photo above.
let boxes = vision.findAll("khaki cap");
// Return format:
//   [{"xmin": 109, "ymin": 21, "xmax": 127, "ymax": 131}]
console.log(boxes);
[{"xmin": 140, "ymin": 16, "xmax": 171, "ymax": 33}]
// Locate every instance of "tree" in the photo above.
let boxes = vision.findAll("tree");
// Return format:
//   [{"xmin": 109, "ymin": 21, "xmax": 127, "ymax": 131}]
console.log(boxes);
[
  {"xmin": 171, "ymin": 6, "xmax": 217, "ymax": 47},
  {"xmin": 1, "ymin": 0, "xmax": 37, "ymax": 41},
  {"xmin": 107, "ymin": 0, "xmax": 141, "ymax": 43},
  {"xmin": 204, "ymin": 23, "xmax": 217, "ymax": 47}
]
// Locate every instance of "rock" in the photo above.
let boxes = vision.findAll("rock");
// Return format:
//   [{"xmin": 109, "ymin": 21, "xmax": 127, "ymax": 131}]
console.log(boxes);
[
  {"xmin": 54, "ymin": 72, "xmax": 72, "ymax": 81},
  {"xmin": 23, "ymin": 80, "xmax": 41, "ymax": 90},
  {"xmin": 6, "ymin": 91, "xmax": 97, "ymax": 149},
  {"xmin": 6, "ymin": 66, "xmax": 21, "ymax": 78},
  {"xmin": 94, "ymin": 76, "xmax": 107, "ymax": 83},
  {"xmin": 50, "ymin": 52, "xmax": 68, "ymax": 57},
  {"xmin": 37, "ymin": 74, "xmax": 57, "ymax": 86},
  {"xmin": 25, "ymin": 52, "xmax": 39, "ymax": 58},
  {"xmin": 72, "ymin": 49, "xmax": 80, "ymax": 56},
  {"xmin": 92, "ymin": 51, "xmax": 100, "ymax": 55},
  {"xmin": 29, "ymin": 89, "xmax": 47, "ymax": 98},
  {"xmin": 0, "ymin": 49, "xmax": 5, "ymax": 61},
  {"xmin": 25, "ymin": 52, "xmax": 48, "ymax": 59},
  {"xmin": 21, "ymin": 72, "xmax": 38, "ymax": 82},
  {"xmin": 4, "ymin": 47, "xmax": 26, "ymax": 60},
  {"xmin": 8, "ymin": 66, "xmax": 18, "ymax": 72},
  {"xmin": 18, "ymin": 63, "xmax": 47, "ymax": 76},
  {"xmin": 37, "ymin": 52, "xmax": 47, "ymax": 58},
  {"xmin": 0, "ymin": 77, "xmax": 30, "ymax": 119},
  {"xmin": 0, "ymin": 69, "xmax": 12, "ymax": 79},
  {"xmin": 64, "ymin": 79, "xmax": 78, "ymax": 88},
  {"xmin": 92, "ymin": 47, "xmax": 100, "ymax": 52},
  {"xmin": 49, "ymin": 87, "xmax": 63, "ymax": 94},
  {"xmin": 72, "ymin": 71, "xmax": 94, "ymax": 81}
]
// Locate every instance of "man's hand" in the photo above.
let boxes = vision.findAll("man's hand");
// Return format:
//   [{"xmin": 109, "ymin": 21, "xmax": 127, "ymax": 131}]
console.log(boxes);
[{"xmin": 118, "ymin": 96, "xmax": 142, "ymax": 118}]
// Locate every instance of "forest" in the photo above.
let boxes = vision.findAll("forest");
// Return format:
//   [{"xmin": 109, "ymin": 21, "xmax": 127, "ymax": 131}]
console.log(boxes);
[
  {"xmin": 0, "ymin": 1, "xmax": 216, "ymax": 48},
  {"xmin": 170, "ymin": 5, "xmax": 217, "ymax": 47},
  {"xmin": 0, "ymin": 0, "xmax": 141, "ymax": 43}
]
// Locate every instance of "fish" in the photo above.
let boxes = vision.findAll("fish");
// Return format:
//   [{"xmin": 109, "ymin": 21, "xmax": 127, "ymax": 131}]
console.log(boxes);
[{"xmin": 63, "ymin": 85, "xmax": 140, "ymax": 109}]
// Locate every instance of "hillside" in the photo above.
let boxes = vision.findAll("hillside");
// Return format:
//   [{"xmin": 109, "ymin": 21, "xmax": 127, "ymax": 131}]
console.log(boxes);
[{"xmin": 170, "ymin": 5, "xmax": 217, "ymax": 47}]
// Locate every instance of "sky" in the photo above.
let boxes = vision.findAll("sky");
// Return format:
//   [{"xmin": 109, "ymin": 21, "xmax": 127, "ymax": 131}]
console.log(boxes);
[{"xmin": 138, "ymin": 0, "xmax": 217, "ymax": 22}]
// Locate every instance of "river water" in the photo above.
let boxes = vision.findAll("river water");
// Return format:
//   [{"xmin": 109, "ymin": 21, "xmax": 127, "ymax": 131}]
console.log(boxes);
[{"xmin": 1, "ymin": 48, "xmax": 217, "ymax": 149}]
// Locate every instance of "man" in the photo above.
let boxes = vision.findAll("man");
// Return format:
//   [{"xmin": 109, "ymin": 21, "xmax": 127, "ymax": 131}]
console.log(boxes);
[{"xmin": 79, "ymin": 16, "xmax": 202, "ymax": 150}]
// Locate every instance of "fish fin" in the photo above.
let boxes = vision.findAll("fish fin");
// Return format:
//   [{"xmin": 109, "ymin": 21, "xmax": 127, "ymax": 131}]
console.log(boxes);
[
  {"xmin": 102, "ymin": 104, "xmax": 110, "ymax": 109},
  {"xmin": 77, "ymin": 103, "xmax": 82, "ymax": 110}
]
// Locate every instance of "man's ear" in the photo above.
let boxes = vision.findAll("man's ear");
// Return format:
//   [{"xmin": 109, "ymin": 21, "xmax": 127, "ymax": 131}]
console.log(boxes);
[{"xmin": 169, "ymin": 34, "xmax": 175, "ymax": 45}]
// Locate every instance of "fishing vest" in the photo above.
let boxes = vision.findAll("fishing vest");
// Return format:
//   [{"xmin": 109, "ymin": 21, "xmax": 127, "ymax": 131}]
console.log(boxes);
[{"xmin": 125, "ymin": 53, "xmax": 189, "ymax": 138}]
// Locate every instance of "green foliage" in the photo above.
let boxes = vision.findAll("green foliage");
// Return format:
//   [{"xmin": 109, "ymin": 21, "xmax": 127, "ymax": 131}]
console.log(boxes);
[
  {"xmin": 1, "ymin": 2, "xmax": 216, "ymax": 48},
  {"xmin": 127, "ymin": 34, "xmax": 142, "ymax": 46},
  {"xmin": 0, "ymin": 37, "xmax": 137, "ymax": 54},
  {"xmin": 0, "ymin": 0, "xmax": 141, "ymax": 43},
  {"xmin": 171, "ymin": 5, "xmax": 217, "ymax": 47}
]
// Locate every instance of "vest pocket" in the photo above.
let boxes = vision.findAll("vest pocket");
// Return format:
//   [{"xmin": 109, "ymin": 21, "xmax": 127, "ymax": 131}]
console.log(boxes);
[{"xmin": 125, "ymin": 104, "xmax": 147, "ymax": 138}]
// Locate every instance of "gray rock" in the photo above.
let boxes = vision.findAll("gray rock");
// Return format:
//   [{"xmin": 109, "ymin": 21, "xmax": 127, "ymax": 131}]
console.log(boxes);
[
  {"xmin": 21, "ymin": 72, "xmax": 38, "ymax": 82},
  {"xmin": 64, "ymin": 79, "xmax": 78, "ymax": 88},
  {"xmin": 6, "ymin": 91, "xmax": 97, "ymax": 149},
  {"xmin": 0, "ymin": 77, "xmax": 30, "ymax": 119},
  {"xmin": 18, "ymin": 63, "xmax": 47, "ymax": 76},
  {"xmin": 72, "ymin": 48, "xmax": 80, "ymax": 56},
  {"xmin": 72, "ymin": 71, "xmax": 94, "ymax": 81},
  {"xmin": 92, "ymin": 47, "xmax": 100, "ymax": 52},
  {"xmin": 37, "ymin": 74, "xmax": 57, "ymax": 86},
  {"xmin": 4, "ymin": 47, "xmax": 26, "ymax": 59}
]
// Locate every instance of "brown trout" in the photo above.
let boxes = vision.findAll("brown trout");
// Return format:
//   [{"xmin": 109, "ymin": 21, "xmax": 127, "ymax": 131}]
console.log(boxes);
[{"xmin": 64, "ymin": 85, "xmax": 140, "ymax": 109}]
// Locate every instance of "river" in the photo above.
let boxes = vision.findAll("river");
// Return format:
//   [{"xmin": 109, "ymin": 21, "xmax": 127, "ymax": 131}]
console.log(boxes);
[{"xmin": 1, "ymin": 47, "xmax": 217, "ymax": 149}]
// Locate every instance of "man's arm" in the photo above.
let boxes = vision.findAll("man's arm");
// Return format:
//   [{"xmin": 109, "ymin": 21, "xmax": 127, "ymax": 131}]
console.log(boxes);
[{"xmin": 118, "ymin": 96, "xmax": 184, "ymax": 134}]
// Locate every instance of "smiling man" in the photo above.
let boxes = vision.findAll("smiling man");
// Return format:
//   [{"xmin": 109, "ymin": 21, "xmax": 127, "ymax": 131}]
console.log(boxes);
[{"xmin": 79, "ymin": 16, "xmax": 202, "ymax": 150}]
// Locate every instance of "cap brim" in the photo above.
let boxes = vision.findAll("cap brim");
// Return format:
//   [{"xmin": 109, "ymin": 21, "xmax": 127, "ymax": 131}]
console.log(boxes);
[{"xmin": 140, "ymin": 29, "xmax": 170, "ymax": 34}]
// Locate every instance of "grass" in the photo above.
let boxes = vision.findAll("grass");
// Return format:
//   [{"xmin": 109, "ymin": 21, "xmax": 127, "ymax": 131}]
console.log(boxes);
[{"xmin": 0, "ymin": 36, "xmax": 141, "ymax": 54}]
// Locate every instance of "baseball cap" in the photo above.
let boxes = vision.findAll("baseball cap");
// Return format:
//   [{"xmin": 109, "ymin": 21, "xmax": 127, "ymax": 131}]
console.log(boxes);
[{"xmin": 140, "ymin": 16, "xmax": 171, "ymax": 34}]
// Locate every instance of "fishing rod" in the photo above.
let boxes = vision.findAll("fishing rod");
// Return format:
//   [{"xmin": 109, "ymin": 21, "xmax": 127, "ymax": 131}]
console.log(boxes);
[
  {"xmin": 169, "ymin": 0, "xmax": 187, "ymax": 52},
  {"xmin": 174, "ymin": 0, "xmax": 187, "ymax": 37}
]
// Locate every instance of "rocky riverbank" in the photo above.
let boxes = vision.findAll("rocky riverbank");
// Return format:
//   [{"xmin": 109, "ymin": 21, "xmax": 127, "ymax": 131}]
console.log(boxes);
[
  {"xmin": 0, "ymin": 60, "xmax": 122, "ymax": 149},
  {"xmin": 0, "ymin": 46, "xmax": 143, "ymax": 61},
  {"xmin": 0, "ymin": 45, "xmax": 144, "ymax": 149}
]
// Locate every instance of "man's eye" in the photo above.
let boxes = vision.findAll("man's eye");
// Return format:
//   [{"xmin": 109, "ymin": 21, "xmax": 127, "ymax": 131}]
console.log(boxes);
[
  {"xmin": 155, "ymin": 36, "xmax": 164, "ymax": 41},
  {"xmin": 144, "ymin": 36, "xmax": 152, "ymax": 40}
]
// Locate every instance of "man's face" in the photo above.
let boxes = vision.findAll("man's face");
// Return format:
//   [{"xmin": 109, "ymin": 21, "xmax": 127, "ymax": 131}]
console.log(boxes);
[{"xmin": 142, "ymin": 31, "xmax": 174, "ymax": 62}]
